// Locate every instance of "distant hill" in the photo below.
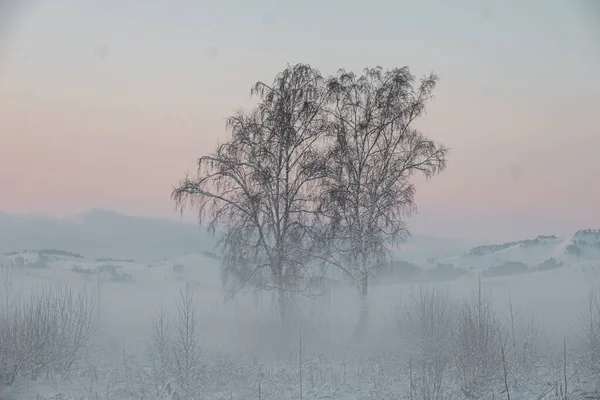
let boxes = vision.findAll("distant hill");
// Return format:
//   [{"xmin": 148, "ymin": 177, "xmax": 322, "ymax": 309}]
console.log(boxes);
[
  {"xmin": 1, "ymin": 210, "xmax": 598, "ymax": 276},
  {"xmin": 426, "ymin": 230, "xmax": 600, "ymax": 276},
  {"xmin": 0, "ymin": 209, "xmax": 215, "ymax": 262},
  {"xmin": 466, "ymin": 235, "xmax": 562, "ymax": 257},
  {"xmin": 0, "ymin": 209, "xmax": 473, "ymax": 264},
  {"xmin": 395, "ymin": 234, "xmax": 475, "ymax": 263}
]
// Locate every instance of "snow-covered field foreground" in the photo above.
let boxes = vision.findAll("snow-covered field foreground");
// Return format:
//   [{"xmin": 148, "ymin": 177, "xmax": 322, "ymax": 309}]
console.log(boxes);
[{"xmin": 2, "ymin": 250, "xmax": 600, "ymax": 400}]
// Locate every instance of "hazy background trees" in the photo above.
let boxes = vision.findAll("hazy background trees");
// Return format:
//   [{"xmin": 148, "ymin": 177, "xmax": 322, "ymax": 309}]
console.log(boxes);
[{"xmin": 173, "ymin": 63, "xmax": 448, "ymax": 330}]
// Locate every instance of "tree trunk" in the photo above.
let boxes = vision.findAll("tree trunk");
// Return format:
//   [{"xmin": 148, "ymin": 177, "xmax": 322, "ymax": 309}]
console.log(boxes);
[
  {"xmin": 353, "ymin": 271, "xmax": 369, "ymax": 341},
  {"xmin": 278, "ymin": 285, "xmax": 287, "ymax": 322}
]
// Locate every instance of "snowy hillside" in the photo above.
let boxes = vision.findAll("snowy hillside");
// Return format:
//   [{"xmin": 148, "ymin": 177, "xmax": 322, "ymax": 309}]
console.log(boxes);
[
  {"xmin": 1, "ymin": 210, "xmax": 599, "ymax": 287},
  {"xmin": 2, "ymin": 247, "xmax": 223, "ymax": 290},
  {"xmin": 0, "ymin": 210, "xmax": 470, "ymax": 266},
  {"xmin": 416, "ymin": 230, "xmax": 600, "ymax": 281}
]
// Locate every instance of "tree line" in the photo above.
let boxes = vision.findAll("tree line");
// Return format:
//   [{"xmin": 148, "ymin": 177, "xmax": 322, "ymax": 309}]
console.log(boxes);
[{"xmin": 172, "ymin": 63, "xmax": 448, "ymax": 337}]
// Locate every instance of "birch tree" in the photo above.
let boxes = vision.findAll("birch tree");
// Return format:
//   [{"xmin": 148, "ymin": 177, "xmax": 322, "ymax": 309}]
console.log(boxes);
[
  {"xmin": 320, "ymin": 66, "xmax": 448, "ymax": 338},
  {"xmin": 172, "ymin": 64, "xmax": 329, "ymax": 321}
]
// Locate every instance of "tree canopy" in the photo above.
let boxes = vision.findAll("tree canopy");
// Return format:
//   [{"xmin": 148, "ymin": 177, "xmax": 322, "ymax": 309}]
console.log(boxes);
[{"xmin": 173, "ymin": 63, "xmax": 448, "ymax": 325}]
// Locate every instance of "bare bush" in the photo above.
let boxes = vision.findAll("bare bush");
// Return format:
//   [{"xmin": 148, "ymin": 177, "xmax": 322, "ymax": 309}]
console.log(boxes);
[
  {"xmin": 399, "ymin": 287, "xmax": 455, "ymax": 361},
  {"xmin": 399, "ymin": 287, "xmax": 455, "ymax": 400},
  {"xmin": 147, "ymin": 307, "xmax": 172, "ymax": 397},
  {"xmin": 0, "ymin": 283, "xmax": 97, "ymax": 385},
  {"xmin": 519, "ymin": 312, "xmax": 544, "ymax": 373},
  {"xmin": 410, "ymin": 356, "xmax": 452, "ymax": 400},
  {"xmin": 453, "ymin": 279, "xmax": 503, "ymax": 399},
  {"xmin": 146, "ymin": 285, "xmax": 203, "ymax": 399},
  {"xmin": 172, "ymin": 285, "xmax": 203, "ymax": 399},
  {"xmin": 503, "ymin": 296, "xmax": 544, "ymax": 388},
  {"xmin": 0, "ymin": 263, "xmax": 12, "ymax": 309},
  {"xmin": 579, "ymin": 287, "xmax": 600, "ymax": 375}
]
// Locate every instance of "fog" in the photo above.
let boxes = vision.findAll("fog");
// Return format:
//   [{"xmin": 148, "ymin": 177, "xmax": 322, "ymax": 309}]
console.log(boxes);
[
  {"xmin": 1, "ymin": 212, "xmax": 600, "ymax": 399},
  {"xmin": 2, "ymin": 1, "xmax": 600, "ymax": 399}
]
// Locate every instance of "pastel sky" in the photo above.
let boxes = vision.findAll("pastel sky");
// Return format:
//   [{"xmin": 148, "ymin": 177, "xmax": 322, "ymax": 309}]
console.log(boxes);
[{"xmin": 0, "ymin": 0, "xmax": 599, "ymax": 240}]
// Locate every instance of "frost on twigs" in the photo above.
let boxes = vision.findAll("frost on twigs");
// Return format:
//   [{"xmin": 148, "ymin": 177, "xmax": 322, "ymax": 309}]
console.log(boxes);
[{"xmin": 0, "ymin": 283, "xmax": 97, "ymax": 386}]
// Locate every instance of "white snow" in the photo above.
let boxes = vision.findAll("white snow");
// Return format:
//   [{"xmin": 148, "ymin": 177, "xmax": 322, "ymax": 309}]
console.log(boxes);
[{"xmin": 1, "ymin": 218, "xmax": 600, "ymax": 400}]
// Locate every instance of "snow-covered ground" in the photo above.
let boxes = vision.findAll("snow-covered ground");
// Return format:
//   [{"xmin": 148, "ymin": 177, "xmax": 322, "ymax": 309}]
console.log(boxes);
[
  {"xmin": 1, "ymin": 213, "xmax": 600, "ymax": 400},
  {"xmin": 1, "ymin": 241, "xmax": 600, "ymax": 400}
]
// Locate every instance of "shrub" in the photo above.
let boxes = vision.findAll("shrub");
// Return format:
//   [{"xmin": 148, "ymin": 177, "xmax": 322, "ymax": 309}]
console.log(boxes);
[
  {"xmin": 147, "ymin": 307, "xmax": 172, "ymax": 397},
  {"xmin": 23, "ymin": 254, "xmax": 49, "ymax": 269},
  {"xmin": 399, "ymin": 288, "xmax": 455, "ymax": 400},
  {"xmin": 173, "ymin": 264, "xmax": 184, "ymax": 274},
  {"xmin": 566, "ymin": 244, "xmax": 581, "ymax": 258},
  {"xmin": 537, "ymin": 257, "xmax": 563, "ymax": 271},
  {"xmin": 579, "ymin": 288, "xmax": 600, "ymax": 374},
  {"xmin": 0, "ymin": 284, "xmax": 97, "ymax": 385},
  {"xmin": 201, "ymin": 251, "xmax": 220, "ymax": 260},
  {"xmin": 452, "ymin": 279, "xmax": 503, "ymax": 398},
  {"xmin": 373, "ymin": 260, "xmax": 422, "ymax": 285},
  {"xmin": 146, "ymin": 285, "xmax": 203, "ymax": 399},
  {"xmin": 399, "ymin": 288, "xmax": 455, "ymax": 361},
  {"xmin": 37, "ymin": 249, "xmax": 84, "ymax": 259},
  {"xmin": 423, "ymin": 264, "xmax": 467, "ymax": 282},
  {"xmin": 482, "ymin": 261, "xmax": 528, "ymax": 278},
  {"xmin": 389, "ymin": 260, "xmax": 422, "ymax": 281}
]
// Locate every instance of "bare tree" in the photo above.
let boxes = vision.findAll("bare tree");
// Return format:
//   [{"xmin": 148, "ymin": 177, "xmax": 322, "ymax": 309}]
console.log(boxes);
[
  {"xmin": 319, "ymin": 66, "xmax": 448, "ymax": 337},
  {"xmin": 172, "ymin": 64, "xmax": 330, "ymax": 321}
]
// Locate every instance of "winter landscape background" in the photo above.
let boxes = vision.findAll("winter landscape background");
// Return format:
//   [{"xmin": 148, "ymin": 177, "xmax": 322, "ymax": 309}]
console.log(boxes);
[
  {"xmin": 2, "ymin": 1, "xmax": 599, "ymax": 400},
  {"xmin": 2, "ymin": 210, "xmax": 600, "ymax": 400}
]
